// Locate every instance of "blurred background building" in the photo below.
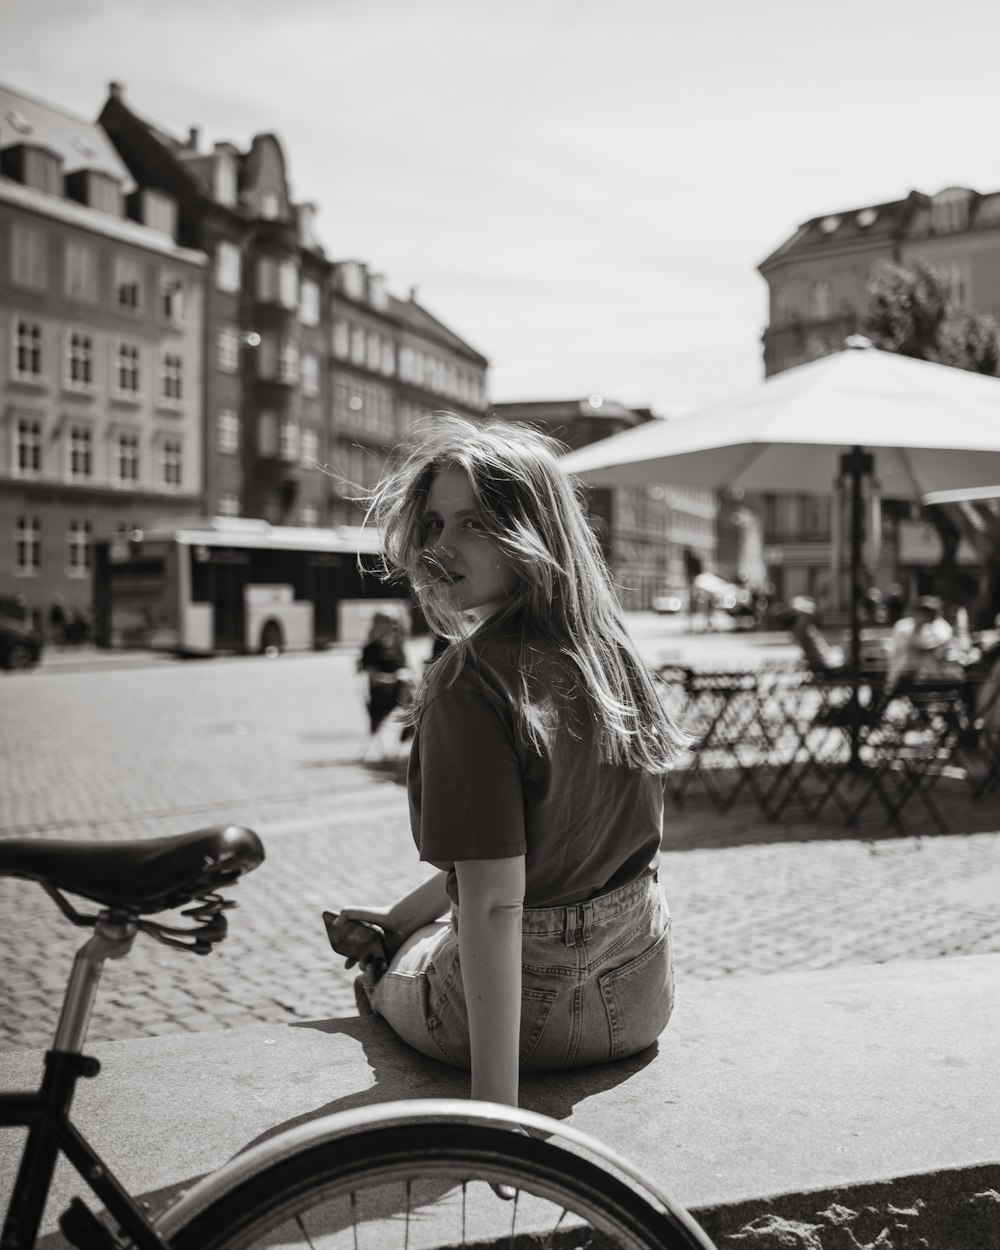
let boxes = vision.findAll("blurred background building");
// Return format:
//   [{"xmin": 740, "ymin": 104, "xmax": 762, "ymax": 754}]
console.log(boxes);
[
  {"xmin": 488, "ymin": 397, "xmax": 718, "ymax": 610},
  {"xmin": 753, "ymin": 185, "xmax": 999, "ymax": 610}
]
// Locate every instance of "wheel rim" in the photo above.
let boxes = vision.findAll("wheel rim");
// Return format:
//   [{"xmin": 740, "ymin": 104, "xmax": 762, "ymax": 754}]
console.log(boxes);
[{"xmin": 170, "ymin": 1123, "xmax": 710, "ymax": 1250}]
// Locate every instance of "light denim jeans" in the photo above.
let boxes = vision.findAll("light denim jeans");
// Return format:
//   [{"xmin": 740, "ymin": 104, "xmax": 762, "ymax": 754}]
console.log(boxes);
[{"xmin": 359, "ymin": 871, "xmax": 673, "ymax": 1072}]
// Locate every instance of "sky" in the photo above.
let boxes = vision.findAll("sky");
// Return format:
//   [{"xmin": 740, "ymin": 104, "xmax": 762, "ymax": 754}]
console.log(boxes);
[{"xmin": 5, "ymin": 0, "xmax": 1000, "ymax": 416}]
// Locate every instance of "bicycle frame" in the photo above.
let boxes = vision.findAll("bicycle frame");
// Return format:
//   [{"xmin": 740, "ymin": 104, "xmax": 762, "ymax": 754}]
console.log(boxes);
[{"xmin": 0, "ymin": 918, "xmax": 168, "ymax": 1250}]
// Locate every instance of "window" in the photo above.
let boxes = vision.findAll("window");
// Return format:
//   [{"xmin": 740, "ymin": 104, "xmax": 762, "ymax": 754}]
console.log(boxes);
[
  {"xmin": 381, "ymin": 341, "xmax": 396, "ymax": 376},
  {"xmin": 278, "ymin": 338, "xmax": 299, "ymax": 384},
  {"xmin": 115, "ymin": 341, "xmax": 141, "ymax": 396},
  {"xmin": 217, "ymin": 408, "xmax": 240, "ymax": 453},
  {"xmin": 115, "ymin": 431, "xmax": 140, "ymax": 484},
  {"xmin": 300, "ymin": 278, "xmax": 320, "ymax": 326},
  {"xmin": 932, "ymin": 191, "xmax": 970, "ymax": 233},
  {"xmin": 811, "ymin": 281, "xmax": 832, "ymax": 320},
  {"xmin": 14, "ymin": 319, "xmax": 43, "ymax": 380},
  {"xmin": 88, "ymin": 173, "xmax": 122, "ymax": 217},
  {"xmin": 367, "ymin": 332, "xmax": 381, "ymax": 372},
  {"xmin": 279, "ymin": 415, "xmax": 300, "ymax": 461},
  {"xmin": 332, "ymin": 319, "xmax": 349, "ymax": 359},
  {"xmin": 217, "ymin": 493, "xmax": 240, "ymax": 517},
  {"xmin": 144, "ymin": 190, "xmax": 176, "ymax": 237},
  {"xmin": 279, "ymin": 260, "xmax": 298, "ymax": 310},
  {"xmin": 66, "ymin": 331, "xmax": 94, "ymax": 388},
  {"xmin": 12, "ymin": 224, "xmax": 47, "ymax": 290},
  {"xmin": 215, "ymin": 240, "xmax": 241, "ymax": 293},
  {"xmin": 301, "ymin": 351, "xmax": 319, "ymax": 396},
  {"xmin": 262, "ymin": 491, "xmax": 281, "ymax": 523},
  {"xmin": 161, "ymin": 438, "xmax": 182, "ymax": 487},
  {"xmin": 67, "ymin": 518, "xmax": 91, "ymax": 575},
  {"xmin": 340, "ymin": 261, "xmax": 364, "ymax": 300},
  {"xmin": 14, "ymin": 418, "xmax": 42, "ymax": 477},
  {"xmin": 300, "ymin": 427, "xmax": 318, "ymax": 465},
  {"xmin": 256, "ymin": 334, "xmax": 277, "ymax": 379},
  {"xmin": 160, "ymin": 275, "xmax": 184, "ymax": 322},
  {"xmin": 258, "ymin": 410, "xmax": 278, "ymax": 456},
  {"xmin": 15, "ymin": 516, "xmax": 42, "ymax": 575},
  {"xmin": 114, "ymin": 258, "xmax": 142, "ymax": 313},
  {"xmin": 65, "ymin": 242, "xmax": 97, "ymax": 302},
  {"xmin": 161, "ymin": 352, "xmax": 183, "ymax": 401},
  {"xmin": 260, "ymin": 190, "xmax": 280, "ymax": 220},
  {"xmin": 256, "ymin": 257, "xmax": 277, "ymax": 302},
  {"xmin": 67, "ymin": 426, "xmax": 93, "ymax": 481},
  {"xmin": 943, "ymin": 261, "xmax": 971, "ymax": 309},
  {"xmin": 217, "ymin": 325, "xmax": 239, "ymax": 372},
  {"xmin": 214, "ymin": 156, "xmax": 237, "ymax": 207},
  {"xmin": 350, "ymin": 325, "xmax": 366, "ymax": 366},
  {"xmin": 24, "ymin": 148, "xmax": 62, "ymax": 195},
  {"xmin": 399, "ymin": 347, "xmax": 414, "ymax": 382},
  {"xmin": 299, "ymin": 503, "xmax": 318, "ymax": 527}
]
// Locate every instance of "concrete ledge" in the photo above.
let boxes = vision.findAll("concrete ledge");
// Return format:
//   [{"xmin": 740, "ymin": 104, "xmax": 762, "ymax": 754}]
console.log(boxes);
[{"xmin": 2, "ymin": 955, "xmax": 998, "ymax": 1248}]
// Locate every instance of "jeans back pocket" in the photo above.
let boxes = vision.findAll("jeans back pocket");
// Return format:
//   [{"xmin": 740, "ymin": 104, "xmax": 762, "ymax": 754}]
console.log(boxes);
[{"xmin": 598, "ymin": 921, "xmax": 674, "ymax": 1062}]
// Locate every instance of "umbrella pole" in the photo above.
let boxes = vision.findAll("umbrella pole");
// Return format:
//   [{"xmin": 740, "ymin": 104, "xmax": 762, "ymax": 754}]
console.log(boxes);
[{"xmin": 843, "ymin": 447, "xmax": 873, "ymax": 769}]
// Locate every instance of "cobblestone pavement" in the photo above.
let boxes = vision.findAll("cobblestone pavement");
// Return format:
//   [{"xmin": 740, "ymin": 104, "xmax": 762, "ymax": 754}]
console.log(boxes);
[{"xmin": 2, "ymin": 639, "xmax": 999, "ymax": 1053}]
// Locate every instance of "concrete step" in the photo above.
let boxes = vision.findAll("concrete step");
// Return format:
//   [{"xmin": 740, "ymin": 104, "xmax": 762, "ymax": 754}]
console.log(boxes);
[{"xmin": 2, "ymin": 954, "xmax": 998, "ymax": 1248}]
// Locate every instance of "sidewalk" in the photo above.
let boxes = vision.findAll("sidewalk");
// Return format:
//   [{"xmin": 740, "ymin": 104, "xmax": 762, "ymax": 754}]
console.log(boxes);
[{"xmin": 3, "ymin": 955, "xmax": 998, "ymax": 1247}]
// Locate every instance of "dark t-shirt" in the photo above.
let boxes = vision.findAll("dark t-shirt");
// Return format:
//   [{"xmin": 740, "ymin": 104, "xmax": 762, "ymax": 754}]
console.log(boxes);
[{"xmin": 407, "ymin": 631, "xmax": 663, "ymax": 908}]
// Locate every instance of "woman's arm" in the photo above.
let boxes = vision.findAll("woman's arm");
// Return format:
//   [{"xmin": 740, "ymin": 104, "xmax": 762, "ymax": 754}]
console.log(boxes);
[
  {"xmin": 455, "ymin": 856, "xmax": 526, "ymax": 1108},
  {"xmin": 340, "ymin": 869, "xmax": 451, "ymax": 940}
]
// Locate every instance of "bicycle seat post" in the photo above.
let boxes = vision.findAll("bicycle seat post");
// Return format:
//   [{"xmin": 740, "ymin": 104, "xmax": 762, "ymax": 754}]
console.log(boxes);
[{"xmin": 53, "ymin": 914, "xmax": 136, "ymax": 1054}]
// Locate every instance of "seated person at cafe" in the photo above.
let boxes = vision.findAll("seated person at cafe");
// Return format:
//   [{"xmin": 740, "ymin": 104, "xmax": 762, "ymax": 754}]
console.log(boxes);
[
  {"xmin": 885, "ymin": 596, "xmax": 955, "ymax": 693},
  {"xmin": 790, "ymin": 596, "xmax": 845, "ymax": 676}
]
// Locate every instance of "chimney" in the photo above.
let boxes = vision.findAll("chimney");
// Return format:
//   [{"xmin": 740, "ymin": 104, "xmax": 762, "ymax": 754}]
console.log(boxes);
[
  {"xmin": 188, "ymin": 126, "xmax": 200, "ymax": 152},
  {"xmin": 108, "ymin": 81, "xmax": 124, "ymax": 101},
  {"xmin": 409, "ymin": 285, "xmax": 419, "ymax": 303}
]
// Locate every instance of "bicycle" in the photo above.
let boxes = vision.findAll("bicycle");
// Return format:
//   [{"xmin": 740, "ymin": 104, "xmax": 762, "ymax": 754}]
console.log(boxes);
[{"xmin": 0, "ymin": 824, "xmax": 717, "ymax": 1249}]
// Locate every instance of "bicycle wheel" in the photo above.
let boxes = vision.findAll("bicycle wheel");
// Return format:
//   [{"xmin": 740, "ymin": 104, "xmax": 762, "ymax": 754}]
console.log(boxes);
[{"xmin": 163, "ymin": 1104, "xmax": 714, "ymax": 1250}]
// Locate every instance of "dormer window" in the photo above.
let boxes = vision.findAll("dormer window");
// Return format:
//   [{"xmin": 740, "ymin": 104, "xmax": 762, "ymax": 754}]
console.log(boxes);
[
  {"xmin": 856, "ymin": 207, "xmax": 878, "ymax": 228},
  {"xmin": 369, "ymin": 274, "xmax": 388, "ymax": 312},
  {"xmin": 88, "ymin": 172, "xmax": 123, "ymax": 216},
  {"xmin": 260, "ymin": 190, "xmax": 280, "ymax": 220},
  {"xmin": 1, "ymin": 144, "xmax": 64, "ymax": 195},
  {"xmin": 214, "ymin": 153, "xmax": 238, "ymax": 207},
  {"xmin": 340, "ymin": 261, "xmax": 365, "ymax": 301},
  {"xmin": 128, "ymin": 188, "xmax": 177, "ymax": 239},
  {"xmin": 932, "ymin": 189, "xmax": 972, "ymax": 233},
  {"xmin": 818, "ymin": 215, "xmax": 841, "ymax": 236}
]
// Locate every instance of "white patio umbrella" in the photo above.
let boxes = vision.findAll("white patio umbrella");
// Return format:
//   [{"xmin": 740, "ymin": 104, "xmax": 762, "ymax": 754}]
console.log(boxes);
[{"xmin": 560, "ymin": 338, "xmax": 1000, "ymax": 757}]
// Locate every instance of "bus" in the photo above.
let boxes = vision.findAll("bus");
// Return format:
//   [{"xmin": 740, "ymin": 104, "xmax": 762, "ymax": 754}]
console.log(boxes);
[{"xmin": 93, "ymin": 517, "xmax": 412, "ymax": 656}]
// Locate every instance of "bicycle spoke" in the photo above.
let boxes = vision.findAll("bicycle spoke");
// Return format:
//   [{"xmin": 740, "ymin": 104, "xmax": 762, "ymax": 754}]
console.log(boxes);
[{"xmin": 294, "ymin": 1213, "xmax": 317, "ymax": 1249}]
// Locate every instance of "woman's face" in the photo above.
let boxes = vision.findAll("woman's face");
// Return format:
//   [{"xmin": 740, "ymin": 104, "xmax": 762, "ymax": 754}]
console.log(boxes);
[{"xmin": 420, "ymin": 466, "xmax": 519, "ymax": 615}]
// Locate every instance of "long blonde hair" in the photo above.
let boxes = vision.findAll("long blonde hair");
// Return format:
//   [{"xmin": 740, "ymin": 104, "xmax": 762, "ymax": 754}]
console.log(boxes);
[{"xmin": 366, "ymin": 414, "xmax": 686, "ymax": 773}]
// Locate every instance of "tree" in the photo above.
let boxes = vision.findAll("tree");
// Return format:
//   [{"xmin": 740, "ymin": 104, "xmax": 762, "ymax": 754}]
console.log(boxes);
[{"xmin": 862, "ymin": 260, "xmax": 1000, "ymax": 622}]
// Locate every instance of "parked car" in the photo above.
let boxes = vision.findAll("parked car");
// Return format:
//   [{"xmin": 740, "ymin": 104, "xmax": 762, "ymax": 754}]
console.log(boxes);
[
  {"xmin": 652, "ymin": 588, "xmax": 689, "ymax": 615},
  {"xmin": 0, "ymin": 614, "xmax": 43, "ymax": 671}
]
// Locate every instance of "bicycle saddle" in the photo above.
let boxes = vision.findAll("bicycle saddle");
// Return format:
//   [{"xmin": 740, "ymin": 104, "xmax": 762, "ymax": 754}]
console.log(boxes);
[{"xmin": 0, "ymin": 824, "xmax": 264, "ymax": 913}]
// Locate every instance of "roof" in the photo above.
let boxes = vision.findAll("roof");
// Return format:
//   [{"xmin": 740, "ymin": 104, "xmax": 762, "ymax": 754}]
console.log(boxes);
[
  {"xmin": 0, "ymin": 178, "xmax": 207, "ymax": 264},
  {"xmin": 389, "ymin": 293, "xmax": 488, "ymax": 364},
  {"xmin": 0, "ymin": 80, "xmax": 135, "ymax": 190},
  {"xmin": 758, "ymin": 195, "xmax": 915, "ymax": 270}
]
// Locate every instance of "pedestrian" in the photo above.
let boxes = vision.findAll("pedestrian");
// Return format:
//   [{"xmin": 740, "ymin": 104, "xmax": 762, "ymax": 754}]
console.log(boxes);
[
  {"xmin": 324, "ymin": 416, "xmax": 684, "ymax": 1110},
  {"xmin": 358, "ymin": 612, "xmax": 412, "ymax": 742},
  {"xmin": 885, "ymin": 595, "xmax": 955, "ymax": 693}
]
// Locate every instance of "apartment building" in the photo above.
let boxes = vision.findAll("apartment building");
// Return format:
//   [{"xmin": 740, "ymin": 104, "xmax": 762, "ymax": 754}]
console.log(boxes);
[
  {"xmin": 487, "ymin": 397, "xmax": 717, "ymax": 610},
  {"xmin": 101, "ymin": 82, "xmax": 490, "ymax": 533},
  {"xmin": 326, "ymin": 271, "xmax": 488, "ymax": 526},
  {"xmin": 0, "ymin": 81, "xmax": 205, "ymax": 630},
  {"xmin": 755, "ymin": 184, "xmax": 999, "ymax": 604}
]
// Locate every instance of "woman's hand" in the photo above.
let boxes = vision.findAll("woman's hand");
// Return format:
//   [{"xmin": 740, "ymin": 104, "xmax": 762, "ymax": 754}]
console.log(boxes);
[{"xmin": 322, "ymin": 909, "xmax": 400, "ymax": 973}]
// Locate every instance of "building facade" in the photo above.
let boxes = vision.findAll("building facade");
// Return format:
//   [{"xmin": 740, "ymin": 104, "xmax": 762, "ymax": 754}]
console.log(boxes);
[
  {"xmin": 100, "ymin": 83, "xmax": 490, "ymax": 534},
  {"xmin": 0, "ymin": 81, "xmax": 205, "ymax": 632},
  {"xmin": 487, "ymin": 398, "xmax": 717, "ymax": 610},
  {"xmin": 755, "ymin": 185, "xmax": 1000, "ymax": 606}
]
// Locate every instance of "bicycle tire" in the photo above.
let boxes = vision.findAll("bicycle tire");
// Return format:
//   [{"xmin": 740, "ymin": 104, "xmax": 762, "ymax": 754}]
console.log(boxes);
[{"xmin": 165, "ymin": 1120, "xmax": 712, "ymax": 1250}]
